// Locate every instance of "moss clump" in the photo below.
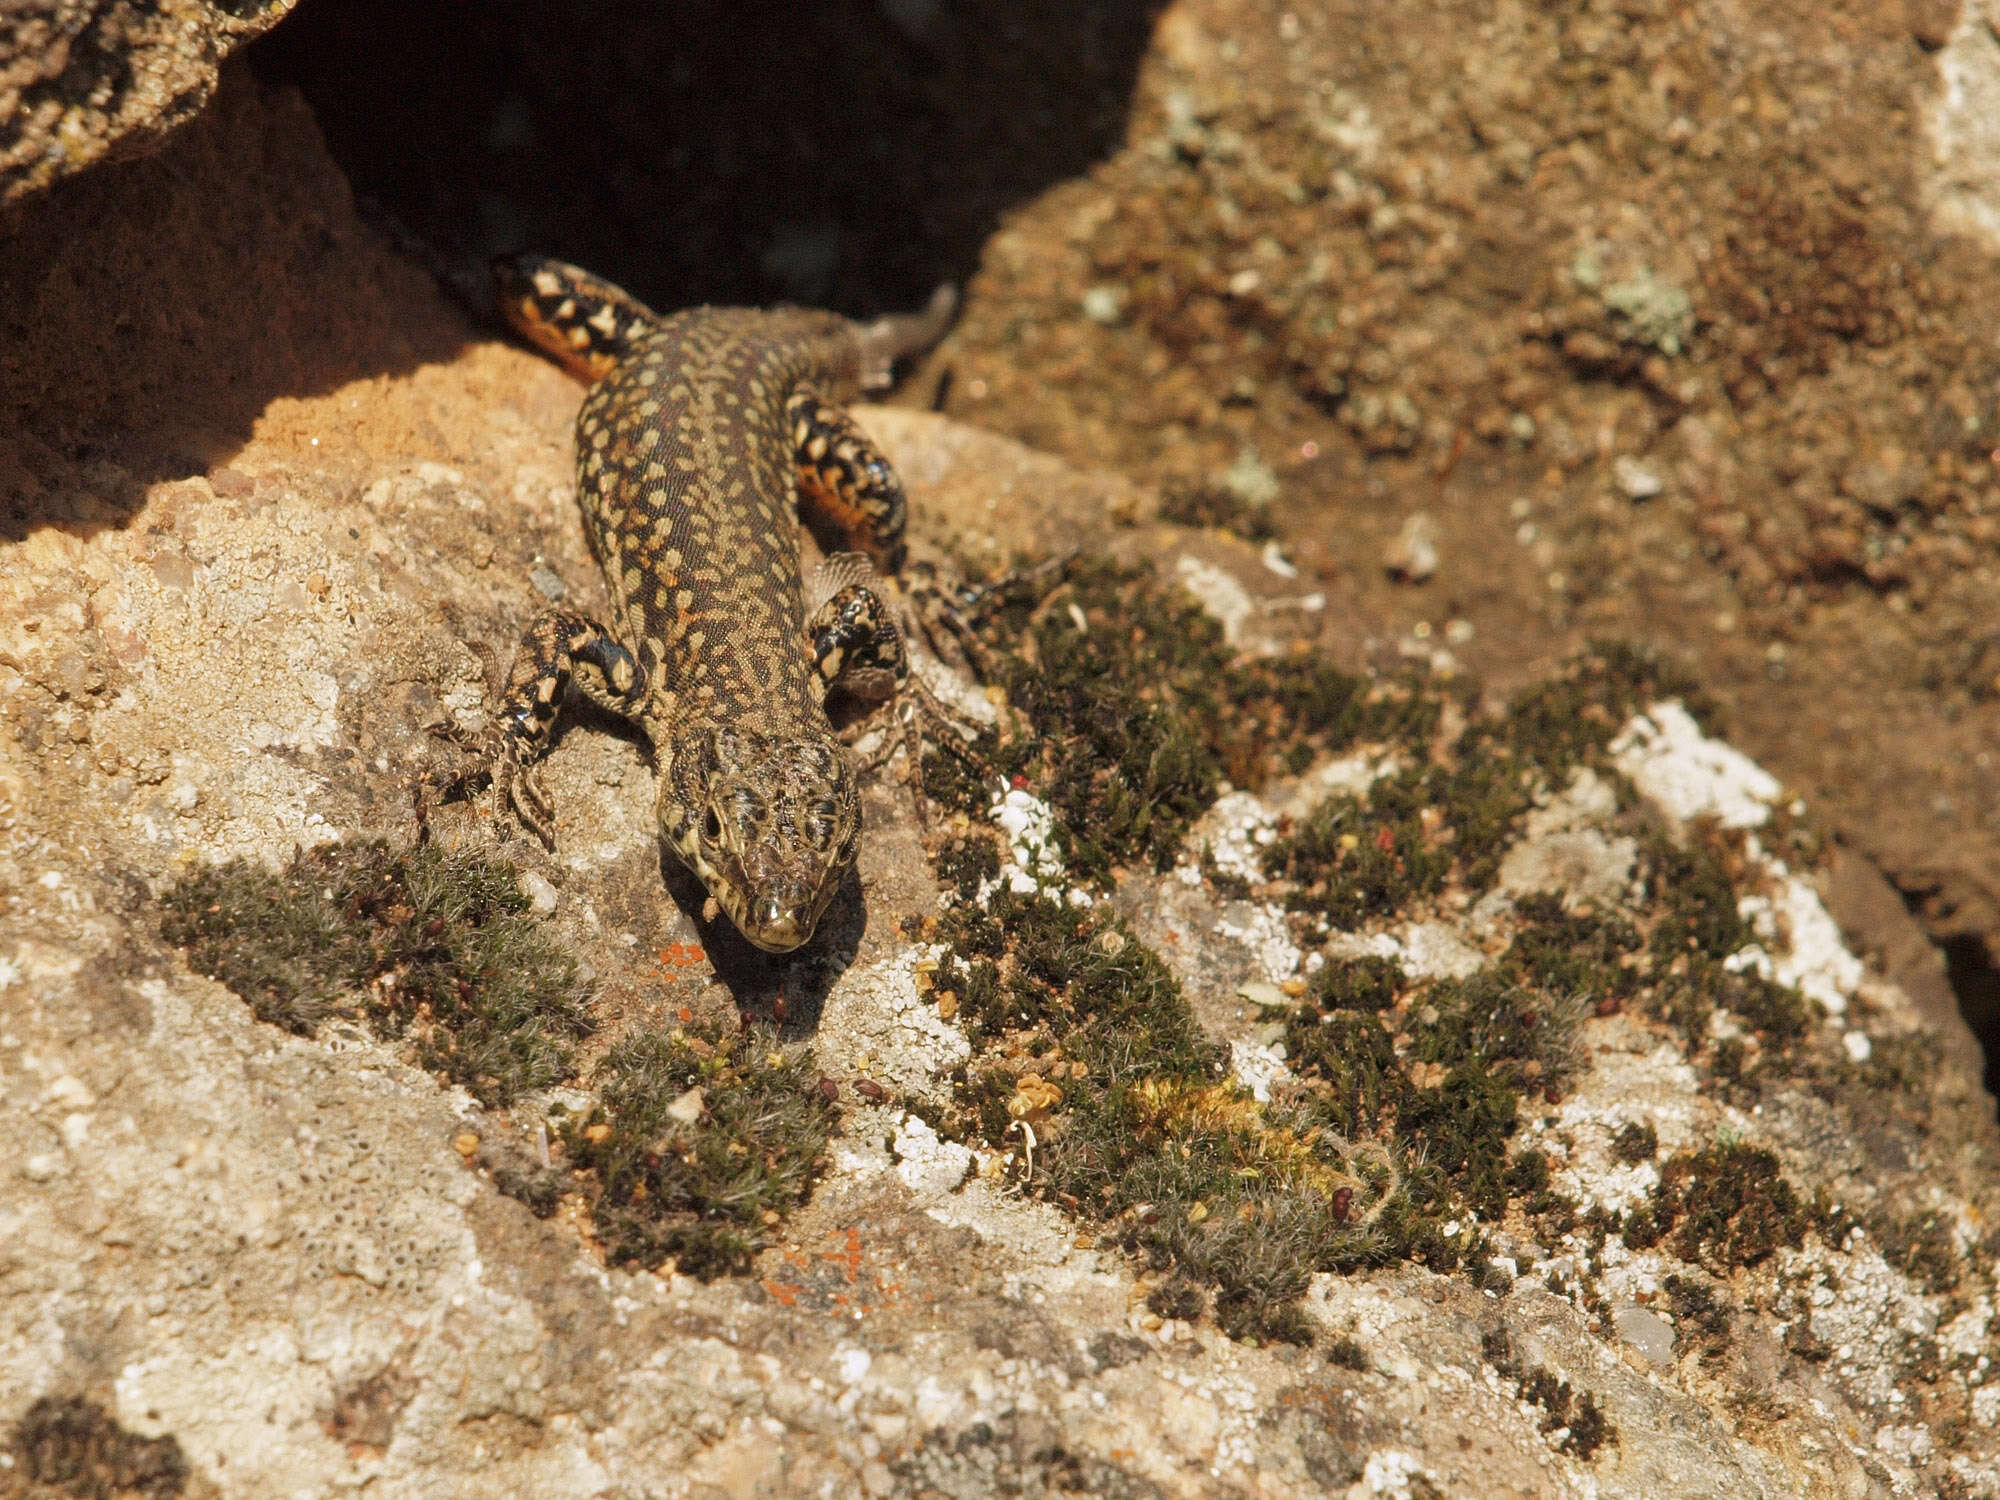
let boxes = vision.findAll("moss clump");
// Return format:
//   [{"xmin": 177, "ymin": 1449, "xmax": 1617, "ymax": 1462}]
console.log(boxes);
[
  {"xmin": 926, "ymin": 558, "xmax": 1438, "ymax": 878},
  {"xmin": 159, "ymin": 841, "xmax": 591, "ymax": 1105},
  {"xmin": 7, "ymin": 1395, "xmax": 190, "ymax": 1500},
  {"xmin": 933, "ymin": 833, "xmax": 1002, "ymax": 902},
  {"xmin": 1288, "ymin": 969, "xmax": 1580, "ymax": 1229},
  {"xmin": 930, "ymin": 892, "xmax": 1395, "ymax": 1345},
  {"xmin": 1644, "ymin": 823, "xmax": 1753, "ymax": 967},
  {"xmin": 1497, "ymin": 641, "xmax": 1716, "ymax": 771},
  {"xmin": 1264, "ymin": 765, "xmax": 1456, "ymax": 923},
  {"xmin": 1505, "ymin": 896, "xmax": 1644, "ymax": 1011},
  {"xmin": 1625, "ymin": 1143, "xmax": 1808, "ymax": 1270},
  {"xmin": 1323, "ymin": 1335, "xmax": 1369, "ymax": 1372},
  {"xmin": 1721, "ymin": 971, "xmax": 1815, "ymax": 1055},
  {"xmin": 1523, "ymin": 1368, "xmax": 1616, "ymax": 1460},
  {"xmin": 1878, "ymin": 1210, "xmax": 1962, "ymax": 1296},
  {"xmin": 1612, "ymin": 1121, "xmax": 1659, "ymax": 1164},
  {"xmin": 1309, "ymin": 955, "xmax": 1403, "ymax": 1013},
  {"xmin": 566, "ymin": 1019, "xmax": 836, "ymax": 1278},
  {"xmin": 935, "ymin": 888, "xmax": 1211, "ymax": 1071},
  {"xmin": 1159, "ymin": 474, "xmax": 1279, "ymax": 540},
  {"xmin": 1264, "ymin": 647, "xmax": 1705, "ymax": 926},
  {"xmin": 916, "ymin": 620, "xmax": 1784, "ymax": 1348},
  {"xmin": 1481, "ymin": 1328, "xmax": 1618, "ymax": 1460},
  {"xmin": 1146, "ymin": 1272, "xmax": 1209, "ymax": 1322},
  {"xmin": 1663, "ymin": 1272, "xmax": 1733, "ymax": 1361}
]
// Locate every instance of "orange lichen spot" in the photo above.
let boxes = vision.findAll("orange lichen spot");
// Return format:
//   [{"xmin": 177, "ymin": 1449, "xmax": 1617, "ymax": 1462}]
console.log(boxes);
[{"xmin": 657, "ymin": 942, "xmax": 708, "ymax": 974}]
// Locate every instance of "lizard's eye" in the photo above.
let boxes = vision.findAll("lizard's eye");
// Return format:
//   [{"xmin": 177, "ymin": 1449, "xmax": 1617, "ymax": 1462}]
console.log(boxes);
[
  {"xmin": 807, "ymin": 800, "xmax": 840, "ymax": 845},
  {"xmin": 702, "ymin": 808, "xmax": 722, "ymax": 842}
]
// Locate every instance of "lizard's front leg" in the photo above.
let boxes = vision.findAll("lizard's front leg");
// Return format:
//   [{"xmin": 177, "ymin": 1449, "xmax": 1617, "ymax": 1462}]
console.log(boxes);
[{"xmin": 493, "ymin": 608, "xmax": 648, "ymax": 849}]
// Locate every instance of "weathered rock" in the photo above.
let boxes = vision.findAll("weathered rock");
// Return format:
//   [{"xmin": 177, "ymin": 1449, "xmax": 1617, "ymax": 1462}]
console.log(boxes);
[
  {"xmin": 1, "ymin": 1, "xmax": 295, "ymax": 208},
  {"xmin": 2, "ymin": 59, "xmax": 1999, "ymax": 1500}
]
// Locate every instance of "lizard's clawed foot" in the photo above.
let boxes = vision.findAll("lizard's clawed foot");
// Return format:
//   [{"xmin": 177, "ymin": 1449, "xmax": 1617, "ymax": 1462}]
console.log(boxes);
[{"xmin": 492, "ymin": 735, "xmax": 559, "ymax": 852}]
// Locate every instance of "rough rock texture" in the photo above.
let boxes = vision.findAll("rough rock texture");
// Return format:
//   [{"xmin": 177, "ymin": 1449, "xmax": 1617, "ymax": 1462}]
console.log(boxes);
[
  {"xmin": 3, "ymin": 66, "xmax": 2000, "ymax": 1500},
  {"xmin": 0, "ymin": 1, "xmax": 295, "ymax": 208},
  {"xmin": 1927, "ymin": 0, "xmax": 2000, "ymax": 241}
]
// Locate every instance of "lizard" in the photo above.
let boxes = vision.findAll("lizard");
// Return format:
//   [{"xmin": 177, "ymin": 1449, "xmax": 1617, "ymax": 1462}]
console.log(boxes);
[{"xmin": 487, "ymin": 255, "xmax": 957, "ymax": 953}]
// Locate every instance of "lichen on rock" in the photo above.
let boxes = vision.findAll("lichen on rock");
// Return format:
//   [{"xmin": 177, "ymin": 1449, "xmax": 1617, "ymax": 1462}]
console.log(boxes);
[{"xmin": 2, "ymin": 67, "xmax": 1998, "ymax": 1500}]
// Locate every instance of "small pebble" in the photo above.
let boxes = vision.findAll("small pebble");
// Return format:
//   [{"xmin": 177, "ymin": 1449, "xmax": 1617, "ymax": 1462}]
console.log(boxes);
[
  {"xmin": 1080, "ymin": 284, "xmax": 1126, "ymax": 325},
  {"xmin": 452, "ymin": 1132, "xmax": 480, "ymax": 1158},
  {"xmin": 1238, "ymin": 980, "xmax": 1289, "ymax": 1011},
  {"xmin": 519, "ymin": 870, "xmax": 558, "ymax": 916},
  {"xmin": 1613, "ymin": 455, "xmax": 1664, "ymax": 500},
  {"xmin": 1384, "ymin": 512, "xmax": 1438, "ymax": 582},
  {"xmin": 1614, "ymin": 1303, "xmax": 1677, "ymax": 1368}
]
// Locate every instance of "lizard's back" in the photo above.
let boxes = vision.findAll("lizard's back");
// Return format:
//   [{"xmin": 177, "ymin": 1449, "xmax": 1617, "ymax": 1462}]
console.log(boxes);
[{"xmin": 576, "ymin": 305, "xmax": 861, "ymax": 739}]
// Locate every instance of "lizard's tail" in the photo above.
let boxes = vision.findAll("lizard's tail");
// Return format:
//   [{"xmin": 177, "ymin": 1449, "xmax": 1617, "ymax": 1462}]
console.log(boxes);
[{"xmin": 855, "ymin": 284, "xmax": 959, "ymax": 391}]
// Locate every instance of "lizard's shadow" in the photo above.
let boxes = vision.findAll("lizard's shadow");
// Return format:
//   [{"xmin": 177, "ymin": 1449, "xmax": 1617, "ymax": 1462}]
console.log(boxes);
[{"xmin": 656, "ymin": 846, "xmax": 863, "ymax": 1040}]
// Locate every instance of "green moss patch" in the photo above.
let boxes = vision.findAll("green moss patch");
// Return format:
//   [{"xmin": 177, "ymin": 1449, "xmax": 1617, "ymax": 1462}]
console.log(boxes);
[
  {"xmin": 1663, "ymin": 1272, "xmax": 1733, "ymax": 1364},
  {"xmin": 564, "ymin": 1020, "xmax": 837, "ymax": 1279},
  {"xmin": 1507, "ymin": 895, "xmax": 1644, "ymax": 1013},
  {"xmin": 160, "ymin": 843, "xmax": 839, "ymax": 1275},
  {"xmin": 1481, "ymin": 1328, "xmax": 1618, "ymax": 1460},
  {"xmin": 1266, "ymin": 642, "xmax": 1715, "ymax": 928},
  {"xmin": 916, "ymin": 619, "xmax": 1782, "ymax": 1345},
  {"xmin": 926, "ymin": 896, "xmax": 1593, "ymax": 1341},
  {"xmin": 1612, "ymin": 1121, "xmax": 1659, "ymax": 1164},
  {"xmin": 1624, "ymin": 1143, "xmax": 1809, "ymax": 1271},
  {"xmin": 1287, "ymin": 963, "xmax": 1582, "ymax": 1228},
  {"xmin": 930, "ymin": 892, "xmax": 1396, "ymax": 1343},
  {"xmin": 159, "ymin": 841, "xmax": 590, "ymax": 1106},
  {"xmin": 1877, "ymin": 1210, "xmax": 1963, "ymax": 1297},
  {"xmin": 916, "ymin": 602, "xmax": 1865, "ymax": 1348},
  {"xmin": 7, "ymin": 1395, "xmax": 189, "ymax": 1500},
  {"xmin": 926, "ymin": 558, "xmax": 1438, "ymax": 880},
  {"xmin": 1159, "ymin": 474, "xmax": 1279, "ymax": 541}
]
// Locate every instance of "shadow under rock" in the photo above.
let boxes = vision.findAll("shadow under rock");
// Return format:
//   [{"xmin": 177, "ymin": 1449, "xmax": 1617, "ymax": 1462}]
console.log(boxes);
[
  {"xmin": 658, "ymin": 845, "xmax": 864, "ymax": 1037},
  {"xmin": 0, "ymin": 67, "xmax": 473, "ymax": 545},
  {"xmin": 253, "ymin": 0, "xmax": 1167, "ymax": 320}
]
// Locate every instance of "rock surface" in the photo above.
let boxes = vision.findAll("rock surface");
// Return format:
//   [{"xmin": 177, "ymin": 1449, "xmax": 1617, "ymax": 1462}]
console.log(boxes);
[
  {"xmin": 2, "ymin": 64, "xmax": 2000, "ymax": 1500},
  {"xmin": 1, "ymin": 1, "xmax": 295, "ymax": 208}
]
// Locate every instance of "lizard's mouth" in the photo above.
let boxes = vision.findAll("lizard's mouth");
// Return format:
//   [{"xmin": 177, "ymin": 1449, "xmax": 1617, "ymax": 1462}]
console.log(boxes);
[
  {"xmin": 709, "ymin": 875, "xmax": 831, "ymax": 953},
  {"xmin": 735, "ymin": 893, "xmax": 814, "ymax": 953},
  {"xmin": 677, "ymin": 837, "xmax": 834, "ymax": 953}
]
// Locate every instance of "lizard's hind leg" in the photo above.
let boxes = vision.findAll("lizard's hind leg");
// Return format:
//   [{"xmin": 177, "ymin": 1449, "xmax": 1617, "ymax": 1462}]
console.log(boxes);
[
  {"xmin": 494, "ymin": 609, "xmax": 648, "ymax": 849},
  {"xmin": 805, "ymin": 554, "xmax": 987, "ymax": 819},
  {"xmin": 806, "ymin": 554, "xmax": 906, "ymax": 712},
  {"xmin": 789, "ymin": 388, "xmax": 908, "ymax": 574}
]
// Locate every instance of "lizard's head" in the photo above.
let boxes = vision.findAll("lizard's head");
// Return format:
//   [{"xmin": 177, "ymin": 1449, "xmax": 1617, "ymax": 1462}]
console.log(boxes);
[{"xmin": 662, "ymin": 727, "xmax": 861, "ymax": 953}]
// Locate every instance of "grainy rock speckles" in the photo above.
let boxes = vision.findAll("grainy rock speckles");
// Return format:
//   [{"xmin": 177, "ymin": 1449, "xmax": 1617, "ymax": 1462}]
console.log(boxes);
[{"xmin": 2, "ymin": 63, "xmax": 1999, "ymax": 1500}]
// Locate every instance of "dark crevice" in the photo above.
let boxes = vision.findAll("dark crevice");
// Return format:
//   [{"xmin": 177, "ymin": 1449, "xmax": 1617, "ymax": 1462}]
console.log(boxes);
[
  {"xmin": 251, "ymin": 0, "xmax": 1166, "ymax": 320},
  {"xmin": 1939, "ymin": 932, "xmax": 2000, "ymax": 1103}
]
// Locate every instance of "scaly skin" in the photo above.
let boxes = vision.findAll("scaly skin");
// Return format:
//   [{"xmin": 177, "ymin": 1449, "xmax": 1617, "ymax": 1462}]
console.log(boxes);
[{"xmin": 492, "ymin": 258, "xmax": 948, "ymax": 951}]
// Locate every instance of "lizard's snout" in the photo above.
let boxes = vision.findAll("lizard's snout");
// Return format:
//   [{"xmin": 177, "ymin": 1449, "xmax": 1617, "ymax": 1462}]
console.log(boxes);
[{"xmin": 739, "ymin": 890, "xmax": 813, "ymax": 953}]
